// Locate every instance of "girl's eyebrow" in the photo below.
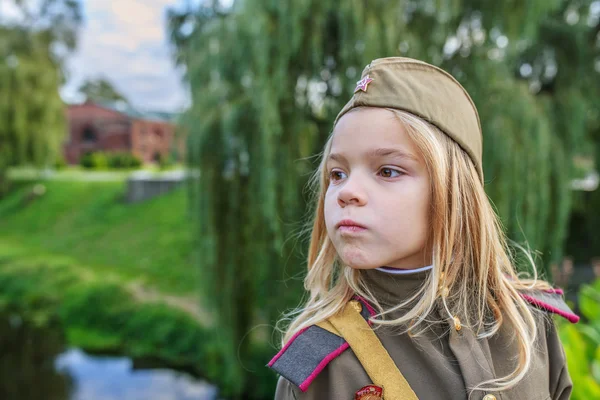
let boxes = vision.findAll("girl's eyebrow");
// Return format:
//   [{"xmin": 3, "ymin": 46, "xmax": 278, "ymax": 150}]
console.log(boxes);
[
  {"xmin": 327, "ymin": 147, "xmax": 418, "ymax": 164},
  {"xmin": 367, "ymin": 147, "xmax": 418, "ymax": 162}
]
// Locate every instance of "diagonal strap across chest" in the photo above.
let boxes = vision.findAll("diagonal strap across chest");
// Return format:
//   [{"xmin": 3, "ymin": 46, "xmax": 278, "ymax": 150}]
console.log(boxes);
[{"xmin": 327, "ymin": 299, "xmax": 419, "ymax": 400}]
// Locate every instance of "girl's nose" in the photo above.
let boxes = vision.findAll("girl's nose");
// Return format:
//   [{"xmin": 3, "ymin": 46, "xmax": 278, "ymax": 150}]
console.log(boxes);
[{"xmin": 337, "ymin": 177, "xmax": 368, "ymax": 207}]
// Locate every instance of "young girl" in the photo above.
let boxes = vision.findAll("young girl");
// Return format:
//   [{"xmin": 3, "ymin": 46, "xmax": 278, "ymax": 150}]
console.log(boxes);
[{"xmin": 268, "ymin": 57, "xmax": 578, "ymax": 400}]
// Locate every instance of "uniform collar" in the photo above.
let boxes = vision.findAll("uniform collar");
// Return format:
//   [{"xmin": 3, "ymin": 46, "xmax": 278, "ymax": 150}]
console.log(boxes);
[{"xmin": 360, "ymin": 267, "xmax": 432, "ymax": 309}]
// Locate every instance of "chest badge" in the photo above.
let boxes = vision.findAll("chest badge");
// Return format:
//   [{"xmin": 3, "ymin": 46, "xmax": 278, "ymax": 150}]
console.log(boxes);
[{"xmin": 355, "ymin": 384, "xmax": 383, "ymax": 400}]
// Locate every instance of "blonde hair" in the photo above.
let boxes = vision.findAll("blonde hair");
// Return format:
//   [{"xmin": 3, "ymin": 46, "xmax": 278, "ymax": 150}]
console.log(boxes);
[{"xmin": 279, "ymin": 108, "xmax": 552, "ymax": 396}]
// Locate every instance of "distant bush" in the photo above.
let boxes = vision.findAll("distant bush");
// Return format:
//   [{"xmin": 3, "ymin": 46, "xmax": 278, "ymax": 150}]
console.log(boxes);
[
  {"xmin": 54, "ymin": 157, "xmax": 68, "ymax": 170},
  {"xmin": 107, "ymin": 152, "xmax": 142, "ymax": 169},
  {"xmin": 80, "ymin": 153, "xmax": 94, "ymax": 169},
  {"xmin": 559, "ymin": 280, "xmax": 600, "ymax": 399},
  {"xmin": 157, "ymin": 152, "xmax": 176, "ymax": 170},
  {"xmin": 81, "ymin": 152, "xmax": 141, "ymax": 170},
  {"xmin": 80, "ymin": 152, "xmax": 108, "ymax": 170}
]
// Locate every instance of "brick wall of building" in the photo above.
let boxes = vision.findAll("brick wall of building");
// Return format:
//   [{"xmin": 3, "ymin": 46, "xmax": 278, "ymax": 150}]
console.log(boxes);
[{"xmin": 64, "ymin": 102, "xmax": 179, "ymax": 165}]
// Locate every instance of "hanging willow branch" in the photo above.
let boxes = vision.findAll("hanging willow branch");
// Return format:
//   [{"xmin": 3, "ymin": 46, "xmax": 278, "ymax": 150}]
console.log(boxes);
[
  {"xmin": 170, "ymin": 0, "xmax": 598, "ymax": 396},
  {"xmin": 0, "ymin": 28, "xmax": 68, "ymax": 195}
]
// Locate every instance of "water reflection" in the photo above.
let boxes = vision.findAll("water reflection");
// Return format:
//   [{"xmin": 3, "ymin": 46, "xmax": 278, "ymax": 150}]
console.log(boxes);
[
  {"xmin": 0, "ymin": 313, "xmax": 73, "ymax": 400},
  {"xmin": 0, "ymin": 312, "xmax": 217, "ymax": 400},
  {"xmin": 56, "ymin": 349, "xmax": 217, "ymax": 400}
]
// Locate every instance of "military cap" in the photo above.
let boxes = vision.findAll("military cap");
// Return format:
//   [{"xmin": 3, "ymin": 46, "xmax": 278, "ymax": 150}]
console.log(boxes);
[{"xmin": 334, "ymin": 57, "xmax": 484, "ymax": 182}]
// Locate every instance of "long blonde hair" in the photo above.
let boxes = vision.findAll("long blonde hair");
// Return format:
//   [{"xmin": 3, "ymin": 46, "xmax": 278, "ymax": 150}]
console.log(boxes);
[{"xmin": 280, "ymin": 108, "xmax": 552, "ymax": 395}]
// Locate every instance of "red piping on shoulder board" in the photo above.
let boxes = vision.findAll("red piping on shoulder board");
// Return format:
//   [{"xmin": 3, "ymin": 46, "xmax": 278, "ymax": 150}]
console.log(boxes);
[
  {"xmin": 520, "ymin": 293, "xmax": 580, "ymax": 323},
  {"xmin": 298, "ymin": 342, "xmax": 349, "ymax": 392},
  {"xmin": 268, "ymin": 296, "xmax": 378, "ymax": 392},
  {"xmin": 268, "ymin": 326, "xmax": 309, "ymax": 368},
  {"xmin": 268, "ymin": 325, "xmax": 350, "ymax": 392},
  {"xmin": 298, "ymin": 296, "xmax": 377, "ymax": 392}
]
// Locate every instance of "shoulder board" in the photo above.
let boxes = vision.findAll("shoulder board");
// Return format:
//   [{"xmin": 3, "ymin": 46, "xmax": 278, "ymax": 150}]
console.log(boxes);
[
  {"xmin": 268, "ymin": 296, "xmax": 375, "ymax": 392},
  {"xmin": 519, "ymin": 288, "xmax": 579, "ymax": 323}
]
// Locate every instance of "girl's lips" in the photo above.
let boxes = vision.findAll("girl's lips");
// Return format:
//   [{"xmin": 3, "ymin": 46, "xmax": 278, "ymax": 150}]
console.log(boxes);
[
  {"xmin": 336, "ymin": 219, "xmax": 367, "ymax": 233},
  {"xmin": 338, "ymin": 225, "xmax": 367, "ymax": 233}
]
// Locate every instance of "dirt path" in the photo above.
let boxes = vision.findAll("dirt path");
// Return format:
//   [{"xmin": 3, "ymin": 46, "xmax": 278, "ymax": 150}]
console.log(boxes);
[{"xmin": 127, "ymin": 281, "xmax": 213, "ymax": 326}]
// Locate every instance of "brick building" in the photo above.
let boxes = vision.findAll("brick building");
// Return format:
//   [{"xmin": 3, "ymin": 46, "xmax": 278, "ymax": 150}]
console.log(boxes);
[{"xmin": 64, "ymin": 101, "xmax": 184, "ymax": 165}]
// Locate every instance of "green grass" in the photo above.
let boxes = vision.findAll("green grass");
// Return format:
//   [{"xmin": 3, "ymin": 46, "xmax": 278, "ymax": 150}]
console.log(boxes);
[
  {"xmin": 0, "ymin": 179, "xmax": 237, "ymax": 387},
  {"xmin": 0, "ymin": 179, "xmax": 198, "ymax": 294}
]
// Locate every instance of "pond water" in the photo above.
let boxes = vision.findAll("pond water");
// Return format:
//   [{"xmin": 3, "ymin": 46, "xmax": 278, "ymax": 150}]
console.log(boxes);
[
  {"xmin": 55, "ymin": 349, "xmax": 218, "ymax": 400},
  {"xmin": 0, "ymin": 313, "xmax": 218, "ymax": 400}
]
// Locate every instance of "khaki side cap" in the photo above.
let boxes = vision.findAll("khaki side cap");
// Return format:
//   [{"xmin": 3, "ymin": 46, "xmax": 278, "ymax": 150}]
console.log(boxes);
[{"xmin": 334, "ymin": 57, "xmax": 484, "ymax": 182}]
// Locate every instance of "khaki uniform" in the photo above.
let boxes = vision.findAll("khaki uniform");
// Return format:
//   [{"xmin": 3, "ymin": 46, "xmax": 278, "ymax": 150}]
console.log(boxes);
[
  {"xmin": 271, "ymin": 57, "xmax": 575, "ymax": 399},
  {"xmin": 272, "ymin": 269, "xmax": 573, "ymax": 400}
]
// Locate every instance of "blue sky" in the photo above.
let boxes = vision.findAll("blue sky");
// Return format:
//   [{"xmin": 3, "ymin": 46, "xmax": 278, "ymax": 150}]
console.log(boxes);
[
  {"xmin": 58, "ymin": 0, "xmax": 190, "ymax": 113},
  {"xmin": 2, "ymin": 0, "xmax": 191, "ymax": 112}
]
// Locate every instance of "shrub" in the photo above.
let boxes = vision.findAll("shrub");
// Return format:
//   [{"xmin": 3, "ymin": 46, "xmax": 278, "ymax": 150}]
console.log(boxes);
[
  {"xmin": 80, "ymin": 152, "xmax": 108, "ymax": 170},
  {"xmin": 107, "ymin": 152, "xmax": 126, "ymax": 169},
  {"xmin": 107, "ymin": 152, "xmax": 143, "ymax": 169},
  {"xmin": 54, "ymin": 157, "xmax": 68, "ymax": 170},
  {"xmin": 59, "ymin": 282, "xmax": 210, "ymax": 368},
  {"xmin": 80, "ymin": 153, "xmax": 94, "ymax": 169},
  {"xmin": 127, "ymin": 153, "xmax": 143, "ymax": 168},
  {"xmin": 81, "ymin": 152, "xmax": 142, "ymax": 170},
  {"xmin": 559, "ymin": 280, "xmax": 600, "ymax": 399},
  {"xmin": 157, "ymin": 153, "xmax": 175, "ymax": 170}
]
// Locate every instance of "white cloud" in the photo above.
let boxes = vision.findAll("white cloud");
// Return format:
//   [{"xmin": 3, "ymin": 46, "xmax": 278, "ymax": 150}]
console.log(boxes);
[
  {"xmin": 111, "ymin": 1, "xmax": 157, "ymax": 25},
  {"xmin": 1, "ymin": 1, "xmax": 24, "ymax": 22},
  {"xmin": 61, "ymin": 0, "xmax": 190, "ymax": 112}
]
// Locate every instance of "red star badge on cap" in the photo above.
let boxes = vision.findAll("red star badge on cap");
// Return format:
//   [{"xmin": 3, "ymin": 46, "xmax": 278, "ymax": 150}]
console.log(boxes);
[{"xmin": 354, "ymin": 75, "xmax": 373, "ymax": 93}]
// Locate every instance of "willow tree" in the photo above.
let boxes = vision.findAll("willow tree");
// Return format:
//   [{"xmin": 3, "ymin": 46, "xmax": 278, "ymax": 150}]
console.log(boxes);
[
  {"xmin": 0, "ymin": 0, "xmax": 82, "ymax": 196},
  {"xmin": 77, "ymin": 78, "xmax": 129, "ymax": 104},
  {"xmin": 169, "ymin": 0, "xmax": 598, "ymax": 397}
]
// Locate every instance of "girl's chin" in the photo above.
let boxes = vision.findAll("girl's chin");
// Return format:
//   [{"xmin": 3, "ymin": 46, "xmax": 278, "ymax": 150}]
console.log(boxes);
[
  {"xmin": 336, "ymin": 245, "xmax": 388, "ymax": 269},
  {"xmin": 339, "ymin": 255, "xmax": 379, "ymax": 270}
]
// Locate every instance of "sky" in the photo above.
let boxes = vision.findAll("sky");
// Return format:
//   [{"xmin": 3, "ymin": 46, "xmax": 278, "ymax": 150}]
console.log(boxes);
[
  {"xmin": 59, "ymin": 0, "xmax": 190, "ymax": 113},
  {"xmin": 1, "ymin": 0, "xmax": 191, "ymax": 113}
]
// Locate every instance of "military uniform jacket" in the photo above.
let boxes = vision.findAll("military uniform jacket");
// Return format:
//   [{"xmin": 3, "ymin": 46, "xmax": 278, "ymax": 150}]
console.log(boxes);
[{"xmin": 270, "ymin": 268, "xmax": 577, "ymax": 400}]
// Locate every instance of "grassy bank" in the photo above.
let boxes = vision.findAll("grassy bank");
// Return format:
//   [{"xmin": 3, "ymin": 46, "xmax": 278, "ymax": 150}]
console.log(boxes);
[
  {"xmin": 0, "ymin": 179, "xmax": 218, "ymax": 372},
  {"xmin": 0, "ymin": 247, "xmax": 219, "ymax": 376},
  {"xmin": 0, "ymin": 179, "xmax": 197, "ymax": 295},
  {"xmin": 0, "ymin": 178, "xmax": 277, "ymax": 398}
]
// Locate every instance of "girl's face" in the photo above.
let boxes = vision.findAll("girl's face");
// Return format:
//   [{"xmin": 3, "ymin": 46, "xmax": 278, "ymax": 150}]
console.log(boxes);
[{"xmin": 324, "ymin": 108, "xmax": 432, "ymax": 270}]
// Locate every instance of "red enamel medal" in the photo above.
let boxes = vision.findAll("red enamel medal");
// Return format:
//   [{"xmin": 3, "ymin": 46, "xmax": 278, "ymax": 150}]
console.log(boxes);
[{"xmin": 354, "ymin": 384, "xmax": 384, "ymax": 400}]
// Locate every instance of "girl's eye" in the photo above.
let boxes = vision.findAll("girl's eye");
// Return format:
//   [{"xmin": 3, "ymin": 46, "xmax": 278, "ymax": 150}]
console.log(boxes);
[
  {"xmin": 379, "ymin": 167, "xmax": 403, "ymax": 178},
  {"xmin": 329, "ymin": 170, "xmax": 347, "ymax": 182}
]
